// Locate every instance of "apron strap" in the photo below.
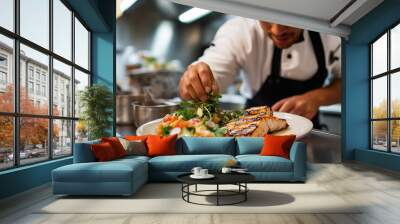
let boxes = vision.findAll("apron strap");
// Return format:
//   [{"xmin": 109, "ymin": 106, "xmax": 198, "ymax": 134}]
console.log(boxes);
[
  {"xmin": 308, "ymin": 31, "xmax": 327, "ymax": 76},
  {"xmin": 270, "ymin": 45, "xmax": 282, "ymax": 78}
]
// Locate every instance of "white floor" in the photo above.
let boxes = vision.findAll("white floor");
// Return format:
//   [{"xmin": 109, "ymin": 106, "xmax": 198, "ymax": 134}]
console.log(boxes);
[{"xmin": 1, "ymin": 163, "xmax": 400, "ymax": 224}]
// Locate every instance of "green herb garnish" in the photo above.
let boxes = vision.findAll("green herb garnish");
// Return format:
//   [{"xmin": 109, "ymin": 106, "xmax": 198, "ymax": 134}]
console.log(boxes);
[{"xmin": 161, "ymin": 125, "xmax": 172, "ymax": 136}]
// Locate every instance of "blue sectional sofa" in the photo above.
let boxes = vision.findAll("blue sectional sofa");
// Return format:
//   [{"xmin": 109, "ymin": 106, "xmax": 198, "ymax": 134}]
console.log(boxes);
[{"xmin": 52, "ymin": 137, "xmax": 306, "ymax": 196}]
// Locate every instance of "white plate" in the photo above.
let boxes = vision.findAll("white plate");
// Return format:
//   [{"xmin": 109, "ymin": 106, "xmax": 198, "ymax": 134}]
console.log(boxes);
[
  {"xmin": 136, "ymin": 112, "xmax": 313, "ymax": 139},
  {"xmin": 190, "ymin": 174, "xmax": 215, "ymax": 179}
]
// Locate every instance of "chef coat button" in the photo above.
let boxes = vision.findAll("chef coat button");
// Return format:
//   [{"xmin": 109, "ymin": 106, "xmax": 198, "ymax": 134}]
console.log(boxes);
[{"xmin": 287, "ymin": 53, "xmax": 292, "ymax": 59}]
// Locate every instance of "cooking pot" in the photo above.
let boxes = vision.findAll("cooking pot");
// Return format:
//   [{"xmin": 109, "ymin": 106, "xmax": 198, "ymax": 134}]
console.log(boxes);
[
  {"xmin": 132, "ymin": 100, "xmax": 179, "ymax": 127},
  {"xmin": 116, "ymin": 94, "xmax": 145, "ymax": 125}
]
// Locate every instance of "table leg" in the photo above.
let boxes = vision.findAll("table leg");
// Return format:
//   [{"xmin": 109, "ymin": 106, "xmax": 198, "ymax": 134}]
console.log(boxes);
[
  {"xmin": 245, "ymin": 183, "xmax": 247, "ymax": 201},
  {"xmin": 217, "ymin": 184, "xmax": 219, "ymax": 206},
  {"xmin": 181, "ymin": 184, "xmax": 183, "ymax": 199},
  {"xmin": 187, "ymin": 184, "xmax": 190, "ymax": 202}
]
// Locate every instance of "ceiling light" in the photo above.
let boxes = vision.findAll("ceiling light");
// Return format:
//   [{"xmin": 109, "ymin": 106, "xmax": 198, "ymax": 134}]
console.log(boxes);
[
  {"xmin": 179, "ymin": 8, "xmax": 211, "ymax": 24},
  {"xmin": 120, "ymin": 0, "xmax": 139, "ymax": 13}
]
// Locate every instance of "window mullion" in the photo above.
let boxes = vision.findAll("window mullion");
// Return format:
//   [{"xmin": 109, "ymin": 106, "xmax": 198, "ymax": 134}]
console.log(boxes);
[
  {"xmin": 388, "ymin": 30, "xmax": 391, "ymax": 153},
  {"xmin": 71, "ymin": 10, "xmax": 76, "ymax": 155},
  {"xmin": 13, "ymin": 0, "xmax": 20, "ymax": 167},
  {"xmin": 49, "ymin": 0, "xmax": 54, "ymax": 160},
  {"xmin": 370, "ymin": 45, "xmax": 373, "ymax": 149}
]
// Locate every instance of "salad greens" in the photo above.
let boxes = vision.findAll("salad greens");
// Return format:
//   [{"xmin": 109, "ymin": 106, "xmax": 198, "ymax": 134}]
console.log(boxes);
[
  {"xmin": 174, "ymin": 94, "xmax": 243, "ymax": 125},
  {"xmin": 157, "ymin": 94, "xmax": 243, "ymax": 137}
]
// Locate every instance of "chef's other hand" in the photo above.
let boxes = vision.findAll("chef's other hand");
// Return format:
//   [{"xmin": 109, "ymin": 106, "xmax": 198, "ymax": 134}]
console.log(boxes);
[
  {"xmin": 272, "ymin": 94, "xmax": 319, "ymax": 120},
  {"xmin": 179, "ymin": 62, "xmax": 219, "ymax": 102}
]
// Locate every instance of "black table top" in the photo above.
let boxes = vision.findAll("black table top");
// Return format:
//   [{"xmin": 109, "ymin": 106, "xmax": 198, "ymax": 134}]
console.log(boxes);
[{"xmin": 177, "ymin": 172, "xmax": 255, "ymax": 185}]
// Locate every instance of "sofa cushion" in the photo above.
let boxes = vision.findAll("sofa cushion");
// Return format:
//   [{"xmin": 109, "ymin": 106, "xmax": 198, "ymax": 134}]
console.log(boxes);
[
  {"xmin": 149, "ymin": 154, "xmax": 235, "ymax": 172},
  {"xmin": 53, "ymin": 158, "xmax": 147, "ymax": 183},
  {"xmin": 114, "ymin": 155, "xmax": 150, "ymax": 164},
  {"xmin": 236, "ymin": 155, "xmax": 293, "ymax": 172},
  {"xmin": 178, "ymin": 137, "xmax": 235, "ymax": 155},
  {"xmin": 236, "ymin": 137, "xmax": 263, "ymax": 155}
]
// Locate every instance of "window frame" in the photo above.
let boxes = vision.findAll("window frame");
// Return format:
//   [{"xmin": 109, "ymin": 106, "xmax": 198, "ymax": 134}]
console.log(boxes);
[
  {"xmin": 0, "ymin": 0, "xmax": 92, "ymax": 171},
  {"xmin": 370, "ymin": 20, "xmax": 400, "ymax": 154}
]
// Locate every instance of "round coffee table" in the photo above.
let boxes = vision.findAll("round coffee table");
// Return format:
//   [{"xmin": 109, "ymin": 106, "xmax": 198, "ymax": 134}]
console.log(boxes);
[{"xmin": 177, "ymin": 173, "xmax": 255, "ymax": 206}]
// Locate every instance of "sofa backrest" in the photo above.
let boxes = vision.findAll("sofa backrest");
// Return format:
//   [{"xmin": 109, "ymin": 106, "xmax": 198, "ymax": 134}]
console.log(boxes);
[
  {"xmin": 235, "ymin": 137, "xmax": 264, "ymax": 155},
  {"xmin": 177, "ymin": 137, "xmax": 236, "ymax": 155},
  {"xmin": 73, "ymin": 139, "xmax": 100, "ymax": 163}
]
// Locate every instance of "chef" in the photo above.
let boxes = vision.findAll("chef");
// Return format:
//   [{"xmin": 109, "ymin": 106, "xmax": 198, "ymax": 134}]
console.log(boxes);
[{"xmin": 178, "ymin": 17, "xmax": 341, "ymax": 128}]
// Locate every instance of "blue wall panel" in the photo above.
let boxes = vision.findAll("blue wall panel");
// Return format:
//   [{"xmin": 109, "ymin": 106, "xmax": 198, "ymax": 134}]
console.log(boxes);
[
  {"xmin": 92, "ymin": 31, "xmax": 116, "ymax": 135},
  {"xmin": 0, "ymin": 158, "xmax": 72, "ymax": 199},
  {"xmin": 344, "ymin": 0, "xmax": 400, "ymax": 170},
  {"xmin": 343, "ymin": 44, "xmax": 370, "ymax": 160}
]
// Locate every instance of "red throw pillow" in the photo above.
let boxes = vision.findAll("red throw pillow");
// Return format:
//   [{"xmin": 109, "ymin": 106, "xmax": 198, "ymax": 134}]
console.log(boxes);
[
  {"xmin": 260, "ymin": 134, "xmax": 296, "ymax": 159},
  {"xmin": 146, "ymin": 134, "xmax": 177, "ymax": 157},
  {"xmin": 91, "ymin": 142, "xmax": 117, "ymax": 162},
  {"xmin": 101, "ymin": 137, "xmax": 127, "ymax": 158}
]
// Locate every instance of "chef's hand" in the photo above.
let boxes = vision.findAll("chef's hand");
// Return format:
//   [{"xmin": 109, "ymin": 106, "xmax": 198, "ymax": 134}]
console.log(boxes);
[
  {"xmin": 272, "ymin": 94, "xmax": 319, "ymax": 120},
  {"xmin": 179, "ymin": 62, "xmax": 219, "ymax": 102}
]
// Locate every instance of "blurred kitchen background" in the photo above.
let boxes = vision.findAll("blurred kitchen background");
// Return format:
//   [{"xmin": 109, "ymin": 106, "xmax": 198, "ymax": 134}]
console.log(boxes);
[{"xmin": 115, "ymin": 0, "xmax": 341, "ymax": 159}]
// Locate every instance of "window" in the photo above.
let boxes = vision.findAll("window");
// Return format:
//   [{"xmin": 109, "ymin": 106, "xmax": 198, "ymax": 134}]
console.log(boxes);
[
  {"xmin": 53, "ymin": 59, "xmax": 72, "ymax": 117},
  {"xmin": 75, "ymin": 18, "xmax": 89, "ymax": 70},
  {"xmin": 0, "ymin": 54, "xmax": 7, "ymax": 67},
  {"xmin": 35, "ymin": 83, "xmax": 40, "ymax": 95},
  {"xmin": 28, "ymin": 81, "xmax": 34, "ymax": 94},
  {"xmin": 0, "ymin": 71, "xmax": 6, "ymax": 85},
  {"xmin": 53, "ymin": 0, "xmax": 72, "ymax": 60},
  {"xmin": 0, "ymin": 35, "xmax": 13, "ymax": 113},
  {"xmin": 20, "ymin": 0, "xmax": 49, "ymax": 49},
  {"xmin": 35, "ymin": 70, "xmax": 41, "ymax": 81},
  {"xmin": 0, "ymin": 0, "xmax": 91, "ymax": 170},
  {"xmin": 42, "ymin": 85, "xmax": 46, "ymax": 97},
  {"xmin": 0, "ymin": 0, "xmax": 14, "ymax": 32},
  {"xmin": 0, "ymin": 54, "xmax": 8, "ymax": 87},
  {"xmin": 28, "ymin": 67, "xmax": 34, "ymax": 80},
  {"xmin": 371, "ymin": 23, "xmax": 400, "ymax": 154}
]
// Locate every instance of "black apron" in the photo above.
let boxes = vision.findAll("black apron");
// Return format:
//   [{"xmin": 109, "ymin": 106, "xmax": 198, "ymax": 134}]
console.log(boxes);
[{"xmin": 245, "ymin": 31, "xmax": 327, "ymax": 129}]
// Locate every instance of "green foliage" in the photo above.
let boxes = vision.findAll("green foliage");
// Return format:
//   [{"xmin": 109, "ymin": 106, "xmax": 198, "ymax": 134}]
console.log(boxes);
[{"xmin": 79, "ymin": 84, "xmax": 113, "ymax": 140}]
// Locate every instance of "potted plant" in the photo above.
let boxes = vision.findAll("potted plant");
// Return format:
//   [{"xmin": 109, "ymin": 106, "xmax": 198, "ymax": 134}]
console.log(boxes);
[{"xmin": 79, "ymin": 84, "xmax": 113, "ymax": 140}]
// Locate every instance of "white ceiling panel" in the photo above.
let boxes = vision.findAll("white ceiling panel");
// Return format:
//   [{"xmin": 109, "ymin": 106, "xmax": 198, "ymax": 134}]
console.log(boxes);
[
  {"xmin": 168, "ymin": 0, "xmax": 383, "ymax": 38},
  {"xmin": 226, "ymin": 0, "xmax": 352, "ymax": 21}
]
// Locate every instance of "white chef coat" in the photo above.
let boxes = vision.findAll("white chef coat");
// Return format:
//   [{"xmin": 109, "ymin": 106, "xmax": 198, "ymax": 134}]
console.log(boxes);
[{"xmin": 197, "ymin": 17, "xmax": 341, "ymax": 99}]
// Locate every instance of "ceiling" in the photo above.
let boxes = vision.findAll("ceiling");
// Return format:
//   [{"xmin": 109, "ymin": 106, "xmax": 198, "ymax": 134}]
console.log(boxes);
[
  {"xmin": 226, "ymin": 0, "xmax": 352, "ymax": 22},
  {"xmin": 167, "ymin": 0, "xmax": 384, "ymax": 37}
]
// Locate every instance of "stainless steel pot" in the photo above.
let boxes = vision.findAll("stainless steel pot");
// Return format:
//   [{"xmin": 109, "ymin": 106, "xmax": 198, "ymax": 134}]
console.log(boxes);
[
  {"xmin": 132, "ymin": 101, "xmax": 179, "ymax": 127},
  {"xmin": 116, "ymin": 94, "xmax": 146, "ymax": 125}
]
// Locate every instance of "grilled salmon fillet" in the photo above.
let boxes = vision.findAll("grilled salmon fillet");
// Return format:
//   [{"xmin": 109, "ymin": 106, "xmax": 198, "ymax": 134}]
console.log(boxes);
[
  {"xmin": 225, "ymin": 106, "xmax": 288, "ymax": 137},
  {"xmin": 243, "ymin": 106, "xmax": 273, "ymax": 116}
]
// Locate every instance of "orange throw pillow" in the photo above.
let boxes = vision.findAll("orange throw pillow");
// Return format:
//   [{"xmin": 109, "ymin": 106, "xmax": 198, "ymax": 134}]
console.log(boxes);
[
  {"xmin": 124, "ymin": 135, "xmax": 153, "ymax": 141},
  {"xmin": 146, "ymin": 134, "xmax": 177, "ymax": 157},
  {"xmin": 91, "ymin": 142, "xmax": 117, "ymax": 162},
  {"xmin": 101, "ymin": 137, "xmax": 127, "ymax": 158},
  {"xmin": 260, "ymin": 134, "xmax": 296, "ymax": 159}
]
